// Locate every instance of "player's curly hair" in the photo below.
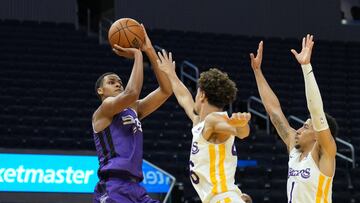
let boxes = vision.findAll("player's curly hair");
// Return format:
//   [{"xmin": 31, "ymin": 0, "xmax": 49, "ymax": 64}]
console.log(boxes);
[{"xmin": 198, "ymin": 68, "xmax": 237, "ymax": 108}]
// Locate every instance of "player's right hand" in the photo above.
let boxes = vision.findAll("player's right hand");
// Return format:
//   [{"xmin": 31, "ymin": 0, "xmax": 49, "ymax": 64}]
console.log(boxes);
[
  {"xmin": 228, "ymin": 112, "xmax": 251, "ymax": 127},
  {"xmin": 140, "ymin": 24, "xmax": 153, "ymax": 52},
  {"xmin": 250, "ymin": 41, "xmax": 263, "ymax": 71},
  {"xmin": 113, "ymin": 44, "xmax": 142, "ymax": 59},
  {"xmin": 291, "ymin": 34, "xmax": 314, "ymax": 65},
  {"xmin": 156, "ymin": 49, "xmax": 176, "ymax": 75}
]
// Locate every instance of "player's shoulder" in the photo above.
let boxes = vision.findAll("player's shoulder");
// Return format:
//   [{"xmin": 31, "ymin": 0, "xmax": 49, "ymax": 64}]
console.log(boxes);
[
  {"xmin": 93, "ymin": 97, "xmax": 116, "ymax": 120},
  {"xmin": 205, "ymin": 112, "xmax": 227, "ymax": 121}
]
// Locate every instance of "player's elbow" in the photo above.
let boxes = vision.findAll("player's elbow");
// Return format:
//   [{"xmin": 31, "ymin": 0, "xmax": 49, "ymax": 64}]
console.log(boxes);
[
  {"xmin": 123, "ymin": 88, "xmax": 140, "ymax": 101},
  {"xmin": 159, "ymin": 87, "xmax": 173, "ymax": 97}
]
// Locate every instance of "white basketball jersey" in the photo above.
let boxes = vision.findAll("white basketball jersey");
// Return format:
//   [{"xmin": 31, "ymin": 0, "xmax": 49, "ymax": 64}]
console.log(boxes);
[
  {"xmin": 287, "ymin": 148, "xmax": 333, "ymax": 203},
  {"xmin": 190, "ymin": 112, "xmax": 243, "ymax": 203}
]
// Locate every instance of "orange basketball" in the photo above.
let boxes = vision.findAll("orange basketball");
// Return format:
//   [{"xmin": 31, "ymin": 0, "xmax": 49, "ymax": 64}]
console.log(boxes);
[{"xmin": 108, "ymin": 18, "xmax": 145, "ymax": 49}]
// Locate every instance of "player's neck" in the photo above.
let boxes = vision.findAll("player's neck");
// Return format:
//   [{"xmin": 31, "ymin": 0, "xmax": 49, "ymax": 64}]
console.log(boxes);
[
  {"xmin": 300, "ymin": 142, "xmax": 315, "ymax": 159},
  {"xmin": 199, "ymin": 103, "xmax": 223, "ymax": 121}
]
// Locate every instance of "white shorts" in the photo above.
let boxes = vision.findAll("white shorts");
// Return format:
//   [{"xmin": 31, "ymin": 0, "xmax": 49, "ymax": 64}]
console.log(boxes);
[{"xmin": 209, "ymin": 191, "xmax": 245, "ymax": 203}]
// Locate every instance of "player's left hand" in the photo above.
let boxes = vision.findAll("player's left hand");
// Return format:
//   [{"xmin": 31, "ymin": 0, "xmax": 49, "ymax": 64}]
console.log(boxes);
[
  {"xmin": 140, "ymin": 24, "xmax": 153, "ymax": 52},
  {"xmin": 228, "ymin": 112, "xmax": 251, "ymax": 127},
  {"xmin": 291, "ymin": 34, "xmax": 314, "ymax": 65},
  {"xmin": 250, "ymin": 41, "xmax": 263, "ymax": 71}
]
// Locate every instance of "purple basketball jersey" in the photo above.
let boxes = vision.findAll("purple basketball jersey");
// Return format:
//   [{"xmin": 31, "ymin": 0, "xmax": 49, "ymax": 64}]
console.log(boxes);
[{"xmin": 93, "ymin": 108, "xmax": 143, "ymax": 180}]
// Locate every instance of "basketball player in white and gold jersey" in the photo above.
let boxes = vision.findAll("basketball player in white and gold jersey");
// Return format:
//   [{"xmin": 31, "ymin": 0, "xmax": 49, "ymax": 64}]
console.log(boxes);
[
  {"xmin": 250, "ymin": 35, "xmax": 338, "ymax": 202},
  {"xmin": 156, "ymin": 50, "xmax": 251, "ymax": 203}
]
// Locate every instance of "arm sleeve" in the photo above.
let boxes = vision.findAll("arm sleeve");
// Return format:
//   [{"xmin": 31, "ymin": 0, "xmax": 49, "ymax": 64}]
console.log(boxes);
[{"xmin": 301, "ymin": 63, "xmax": 329, "ymax": 132}]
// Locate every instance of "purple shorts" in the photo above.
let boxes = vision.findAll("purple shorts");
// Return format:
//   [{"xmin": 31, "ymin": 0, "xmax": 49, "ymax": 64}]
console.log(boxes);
[{"xmin": 93, "ymin": 178, "xmax": 160, "ymax": 203}]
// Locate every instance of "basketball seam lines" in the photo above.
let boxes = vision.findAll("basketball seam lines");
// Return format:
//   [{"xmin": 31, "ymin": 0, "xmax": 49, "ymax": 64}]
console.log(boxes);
[
  {"xmin": 125, "ymin": 20, "xmax": 144, "ymax": 45},
  {"xmin": 109, "ymin": 24, "xmax": 139, "ymax": 40},
  {"xmin": 116, "ymin": 26, "xmax": 121, "ymax": 46},
  {"xmin": 122, "ymin": 19, "xmax": 132, "ymax": 48}
]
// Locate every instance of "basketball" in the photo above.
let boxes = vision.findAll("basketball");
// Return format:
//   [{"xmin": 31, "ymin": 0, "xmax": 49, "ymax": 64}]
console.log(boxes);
[{"xmin": 108, "ymin": 18, "xmax": 145, "ymax": 49}]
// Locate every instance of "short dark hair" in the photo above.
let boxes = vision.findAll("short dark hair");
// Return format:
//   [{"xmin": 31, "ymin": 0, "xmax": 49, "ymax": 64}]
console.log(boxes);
[
  {"xmin": 198, "ymin": 68, "xmax": 237, "ymax": 108},
  {"xmin": 325, "ymin": 113, "xmax": 338, "ymax": 138},
  {"xmin": 95, "ymin": 72, "xmax": 116, "ymax": 99}
]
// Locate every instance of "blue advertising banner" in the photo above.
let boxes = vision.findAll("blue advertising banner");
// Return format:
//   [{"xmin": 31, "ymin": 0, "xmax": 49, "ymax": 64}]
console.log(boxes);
[{"xmin": 0, "ymin": 153, "xmax": 174, "ymax": 194}]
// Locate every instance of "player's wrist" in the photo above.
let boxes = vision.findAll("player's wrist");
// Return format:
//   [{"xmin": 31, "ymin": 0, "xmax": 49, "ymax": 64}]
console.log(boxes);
[
  {"xmin": 301, "ymin": 63, "xmax": 312, "ymax": 76},
  {"xmin": 133, "ymin": 51, "xmax": 143, "ymax": 59},
  {"xmin": 143, "ymin": 46, "xmax": 154, "ymax": 53}
]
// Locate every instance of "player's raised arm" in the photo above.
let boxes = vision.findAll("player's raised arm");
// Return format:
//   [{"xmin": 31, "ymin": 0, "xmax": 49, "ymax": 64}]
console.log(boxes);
[
  {"xmin": 250, "ymin": 41, "xmax": 295, "ymax": 152},
  {"xmin": 291, "ymin": 34, "xmax": 337, "ymax": 158},
  {"xmin": 98, "ymin": 46, "xmax": 143, "ymax": 117},
  {"xmin": 135, "ymin": 25, "xmax": 173, "ymax": 120},
  {"xmin": 203, "ymin": 112, "xmax": 251, "ymax": 140},
  {"xmin": 156, "ymin": 51, "xmax": 198, "ymax": 124}
]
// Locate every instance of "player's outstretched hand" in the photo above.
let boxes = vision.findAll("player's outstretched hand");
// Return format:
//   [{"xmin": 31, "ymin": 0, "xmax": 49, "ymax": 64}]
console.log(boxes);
[
  {"xmin": 113, "ymin": 44, "xmax": 142, "ymax": 59},
  {"xmin": 291, "ymin": 34, "xmax": 314, "ymax": 65},
  {"xmin": 156, "ymin": 49, "xmax": 176, "ymax": 75},
  {"xmin": 227, "ymin": 112, "xmax": 251, "ymax": 128},
  {"xmin": 250, "ymin": 41, "xmax": 263, "ymax": 71},
  {"xmin": 140, "ymin": 24, "xmax": 153, "ymax": 52}
]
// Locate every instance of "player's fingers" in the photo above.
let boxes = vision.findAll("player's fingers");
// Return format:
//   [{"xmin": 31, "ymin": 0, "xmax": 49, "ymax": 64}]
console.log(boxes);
[
  {"xmin": 258, "ymin": 41, "xmax": 263, "ymax": 56},
  {"xmin": 306, "ymin": 34, "xmax": 311, "ymax": 47},
  {"xmin": 309, "ymin": 35, "xmax": 314, "ymax": 48},
  {"xmin": 141, "ymin": 23, "xmax": 148, "ymax": 36},
  {"xmin": 310, "ymin": 41, "xmax": 315, "ymax": 49},
  {"xmin": 112, "ymin": 48, "xmax": 120, "ymax": 55},
  {"xmin": 250, "ymin": 53, "xmax": 255, "ymax": 60},
  {"xmin": 290, "ymin": 49, "xmax": 298, "ymax": 56},
  {"xmin": 112, "ymin": 48, "xmax": 124, "ymax": 55},
  {"xmin": 157, "ymin": 51, "xmax": 165, "ymax": 62},
  {"xmin": 302, "ymin": 37, "xmax": 305, "ymax": 49},
  {"xmin": 169, "ymin": 52, "xmax": 173, "ymax": 62},
  {"xmin": 162, "ymin": 49, "xmax": 168, "ymax": 59},
  {"xmin": 242, "ymin": 113, "xmax": 248, "ymax": 119},
  {"xmin": 172, "ymin": 61, "xmax": 176, "ymax": 69},
  {"xmin": 237, "ymin": 113, "xmax": 243, "ymax": 120},
  {"xmin": 114, "ymin": 44, "xmax": 125, "ymax": 51},
  {"xmin": 246, "ymin": 113, "xmax": 251, "ymax": 120}
]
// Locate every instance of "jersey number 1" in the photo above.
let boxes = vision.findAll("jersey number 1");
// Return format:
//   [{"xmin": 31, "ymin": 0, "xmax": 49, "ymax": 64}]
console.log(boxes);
[{"xmin": 289, "ymin": 181, "xmax": 295, "ymax": 203}]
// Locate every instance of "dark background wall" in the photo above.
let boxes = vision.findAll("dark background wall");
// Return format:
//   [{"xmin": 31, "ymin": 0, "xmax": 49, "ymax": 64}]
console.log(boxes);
[
  {"xmin": 0, "ymin": 0, "xmax": 77, "ymax": 23},
  {"xmin": 1, "ymin": 0, "xmax": 359, "ymax": 41},
  {"xmin": 115, "ymin": 0, "xmax": 360, "ymax": 41}
]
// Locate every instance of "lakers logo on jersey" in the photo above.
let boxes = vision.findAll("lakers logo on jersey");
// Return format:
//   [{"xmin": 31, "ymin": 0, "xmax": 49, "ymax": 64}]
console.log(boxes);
[{"xmin": 288, "ymin": 167, "xmax": 311, "ymax": 179}]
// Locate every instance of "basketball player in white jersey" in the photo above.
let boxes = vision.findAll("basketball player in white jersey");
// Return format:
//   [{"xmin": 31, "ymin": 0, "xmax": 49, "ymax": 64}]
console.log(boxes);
[
  {"xmin": 156, "ymin": 50, "xmax": 251, "ymax": 203},
  {"xmin": 250, "ymin": 35, "xmax": 338, "ymax": 202}
]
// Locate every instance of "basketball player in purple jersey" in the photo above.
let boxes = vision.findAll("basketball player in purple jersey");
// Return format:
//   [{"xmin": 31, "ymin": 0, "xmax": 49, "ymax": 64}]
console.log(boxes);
[{"xmin": 92, "ymin": 26, "xmax": 172, "ymax": 203}]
